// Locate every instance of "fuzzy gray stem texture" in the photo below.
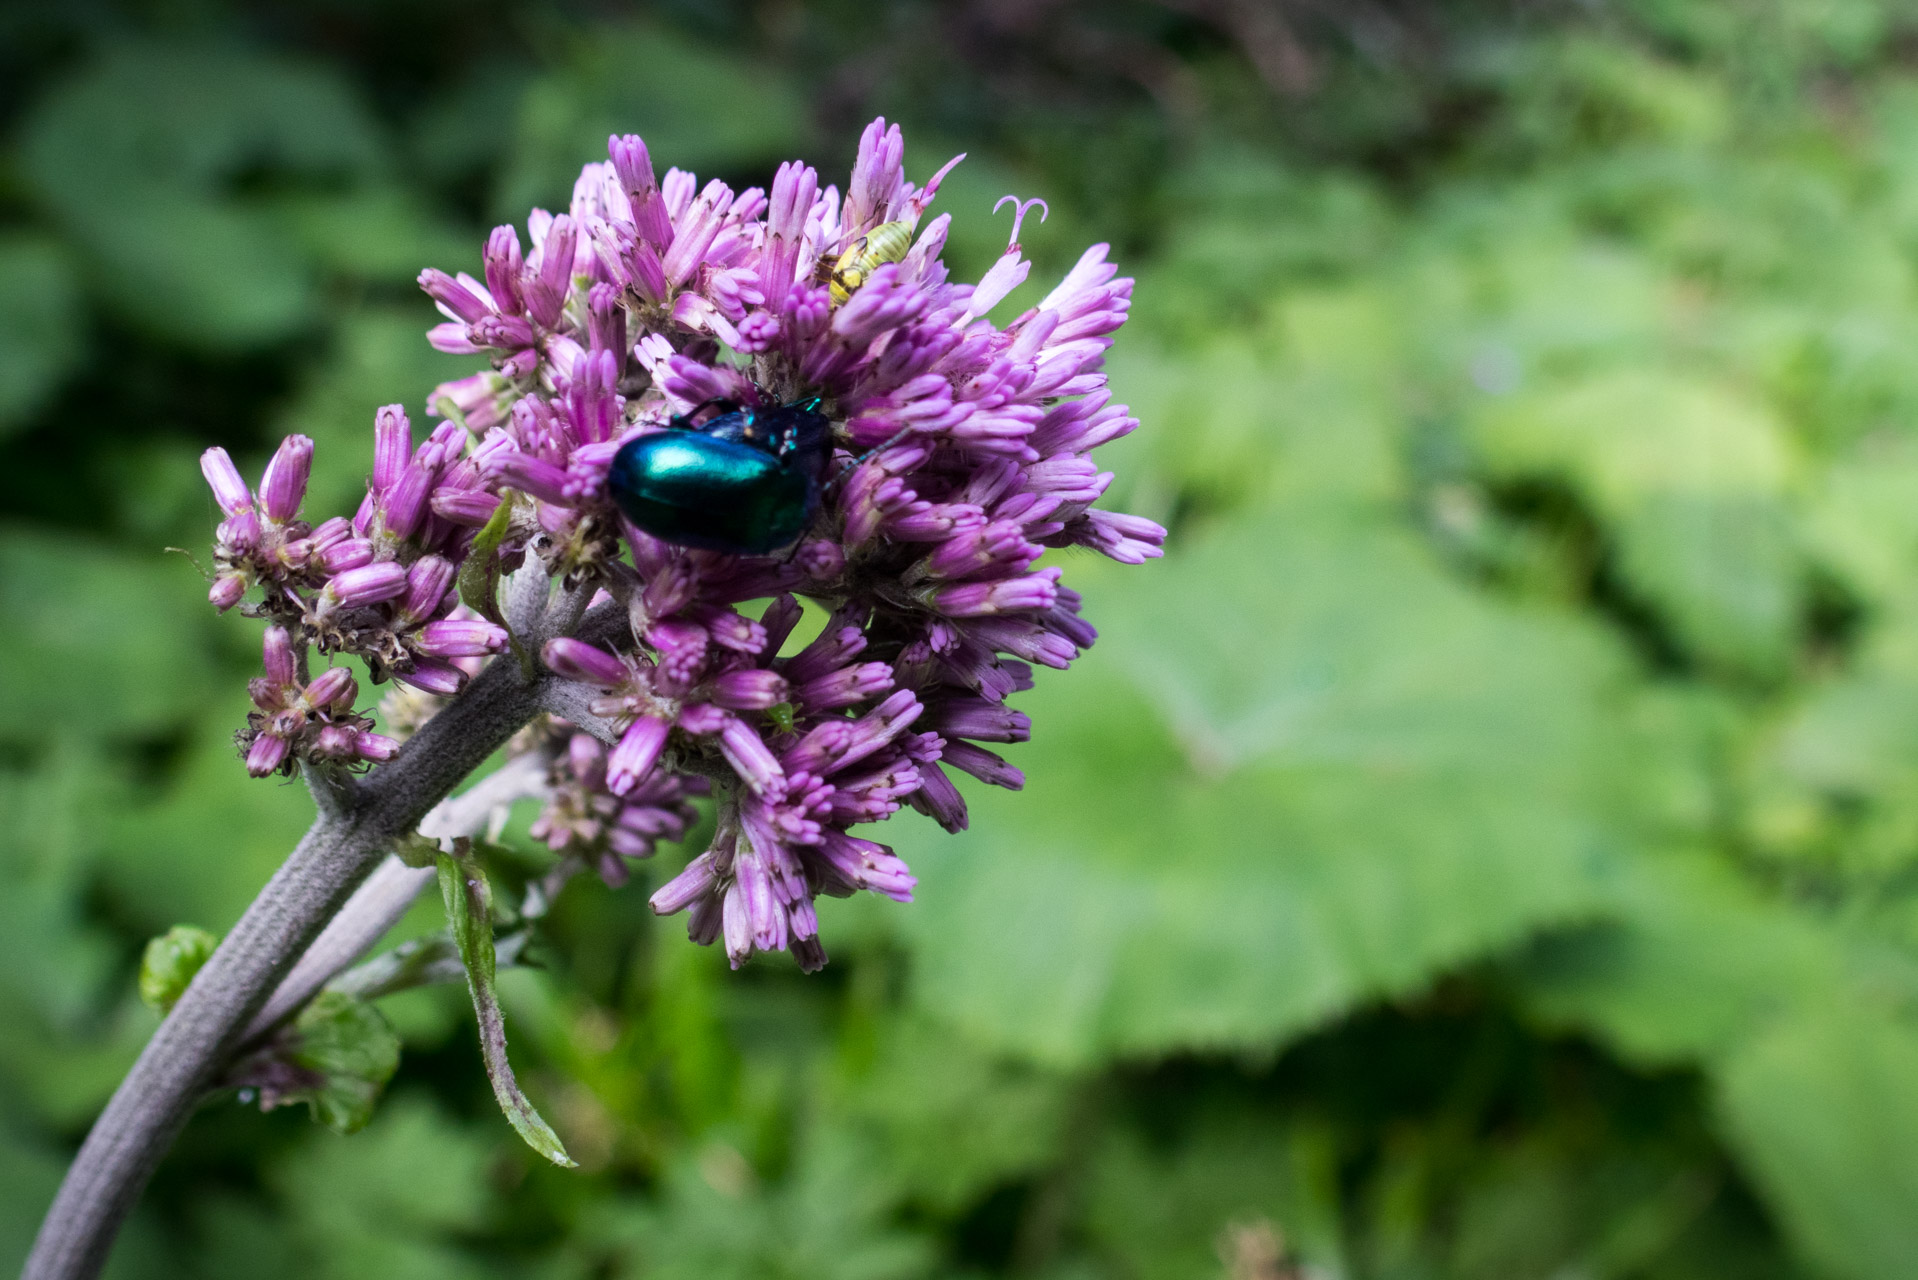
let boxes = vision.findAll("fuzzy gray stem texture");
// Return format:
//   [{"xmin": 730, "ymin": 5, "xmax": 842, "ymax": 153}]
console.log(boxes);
[
  {"xmin": 241, "ymin": 749, "xmax": 555, "ymax": 1043},
  {"xmin": 240, "ymin": 855, "xmax": 437, "ymax": 1044},
  {"xmin": 25, "ymin": 600, "xmax": 618, "ymax": 1280}
]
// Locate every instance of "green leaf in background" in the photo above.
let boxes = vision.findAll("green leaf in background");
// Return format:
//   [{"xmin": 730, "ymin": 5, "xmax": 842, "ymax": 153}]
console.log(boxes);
[
  {"xmin": 273, "ymin": 188, "xmax": 472, "ymax": 286},
  {"xmin": 1515, "ymin": 849, "xmax": 1851, "ymax": 1067},
  {"xmin": 841, "ymin": 1014, "xmax": 1073, "ymax": 1215},
  {"xmin": 0, "ymin": 744, "xmax": 118, "ymax": 1033},
  {"xmin": 0, "ymin": 238, "xmax": 83, "ymax": 438},
  {"xmin": 201, "ymin": 1094, "xmax": 494, "ymax": 1280},
  {"xmin": 436, "ymin": 847, "xmax": 576, "ymax": 1167},
  {"xmin": 1130, "ymin": 152, "xmax": 1391, "ymax": 344},
  {"xmin": 900, "ymin": 504, "xmax": 1632, "ymax": 1067},
  {"xmin": 1742, "ymin": 618, "xmax": 1918, "ymax": 876},
  {"xmin": 18, "ymin": 41, "xmax": 386, "ymax": 348},
  {"xmin": 1513, "ymin": 847, "xmax": 1918, "ymax": 1280},
  {"xmin": 0, "ymin": 527, "xmax": 218, "ymax": 741},
  {"xmin": 1108, "ymin": 285, "xmax": 1408, "ymax": 519},
  {"xmin": 100, "ymin": 693, "xmax": 314, "ymax": 935},
  {"xmin": 499, "ymin": 22, "xmax": 809, "ymax": 216},
  {"xmin": 579, "ymin": 1129, "xmax": 934, "ymax": 1280},
  {"xmin": 1404, "ymin": 233, "xmax": 1672, "ymax": 385},
  {"xmin": 1422, "ymin": 1119, "xmax": 1728, "ymax": 1280},
  {"xmin": 1082, "ymin": 1108, "xmax": 1344, "ymax": 1279},
  {"xmin": 136, "ymin": 924, "xmax": 217, "ymax": 1014},
  {"xmin": 1802, "ymin": 431, "xmax": 1918, "ymax": 605},
  {"xmin": 0, "ymin": 1129, "xmax": 67, "ymax": 1280},
  {"xmin": 12, "ymin": 9, "xmax": 1918, "ymax": 1280},
  {"xmin": 1717, "ymin": 1006, "xmax": 1918, "ymax": 1280},
  {"xmin": 1469, "ymin": 368, "xmax": 1803, "ymax": 679},
  {"xmin": 0, "ymin": 743, "xmax": 147, "ymax": 1130}
]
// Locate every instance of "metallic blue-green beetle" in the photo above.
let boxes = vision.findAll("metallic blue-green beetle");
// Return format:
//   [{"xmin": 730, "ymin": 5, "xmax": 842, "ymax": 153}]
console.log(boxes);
[{"xmin": 608, "ymin": 397, "xmax": 832, "ymax": 554}]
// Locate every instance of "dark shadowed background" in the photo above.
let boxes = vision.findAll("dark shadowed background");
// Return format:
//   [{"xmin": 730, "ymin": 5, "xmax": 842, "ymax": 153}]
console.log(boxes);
[{"xmin": 5, "ymin": 2, "xmax": 1918, "ymax": 1277}]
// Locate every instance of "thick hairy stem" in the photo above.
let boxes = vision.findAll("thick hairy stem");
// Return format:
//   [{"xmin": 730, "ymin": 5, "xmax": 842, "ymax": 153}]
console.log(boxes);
[
  {"xmin": 239, "ymin": 856, "xmax": 437, "ymax": 1044},
  {"xmin": 241, "ymin": 684, "xmax": 619, "ymax": 1044},
  {"xmin": 25, "ymin": 600, "xmax": 618, "ymax": 1280},
  {"xmin": 241, "ymin": 751, "xmax": 554, "ymax": 1043}
]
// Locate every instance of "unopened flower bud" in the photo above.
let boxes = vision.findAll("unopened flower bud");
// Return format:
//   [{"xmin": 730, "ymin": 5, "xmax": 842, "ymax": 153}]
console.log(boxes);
[
  {"xmin": 218, "ymin": 510, "xmax": 262, "ymax": 553},
  {"xmin": 484, "ymin": 225, "xmax": 526, "ymax": 317},
  {"xmin": 208, "ymin": 574, "xmax": 247, "ymax": 611},
  {"xmin": 431, "ymin": 489, "xmax": 501, "ymax": 526},
  {"xmin": 303, "ymin": 666, "xmax": 357, "ymax": 709},
  {"xmin": 381, "ymin": 466, "xmax": 433, "ymax": 541},
  {"xmin": 259, "ymin": 435, "xmax": 313, "ymax": 523},
  {"xmin": 400, "ymin": 555, "xmax": 456, "ymax": 624},
  {"xmin": 397, "ymin": 659, "xmax": 467, "ymax": 696},
  {"xmin": 309, "ymin": 724, "xmax": 359, "ymax": 760},
  {"xmin": 717, "ymin": 717, "xmax": 783, "ymax": 795},
  {"xmin": 324, "ymin": 562, "xmax": 408, "ymax": 609},
  {"xmin": 416, "ymin": 618, "xmax": 509, "ymax": 658},
  {"xmin": 931, "ymin": 568, "xmax": 1060, "ymax": 617},
  {"xmin": 355, "ymin": 731, "xmax": 400, "ymax": 762},
  {"xmin": 543, "ymin": 638, "xmax": 628, "ymax": 687},
  {"xmin": 608, "ymin": 716, "xmax": 670, "ymax": 795},
  {"xmin": 708, "ymin": 668, "xmax": 788, "ymax": 710},
  {"xmin": 200, "ymin": 447, "xmax": 252, "ymax": 516},
  {"xmin": 245, "ymin": 733, "xmax": 290, "ymax": 777},
  {"xmin": 373, "ymin": 405, "xmax": 413, "ymax": 492}
]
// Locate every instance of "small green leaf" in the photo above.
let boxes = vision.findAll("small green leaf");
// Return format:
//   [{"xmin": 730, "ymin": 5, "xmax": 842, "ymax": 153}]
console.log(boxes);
[
  {"xmin": 392, "ymin": 832, "xmax": 442, "ymax": 870},
  {"xmin": 457, "ymin": 492, "xmax": 517, "ymax": 629},
  {"xmin": 138, "ymin": 925, "xmax": 218, "ymax": 1014},
  {"xmin": 283, "ymin": 991, "xmax": 402, "ymax": 1134},
  {"xmin": 436, "ymin": 848, "xmax": 575, "ymax": 1167}
]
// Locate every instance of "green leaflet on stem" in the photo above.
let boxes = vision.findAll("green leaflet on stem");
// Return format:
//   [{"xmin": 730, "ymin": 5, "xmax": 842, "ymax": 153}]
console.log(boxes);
[
  {"xmin": 457, "ymin": 490, "xmax": 537, "ymax": 678},
  {"xmin": 138, "ymin": 925, "xmax": 219, "ymax": 1014},
  {"xmin": 224, "ymin": 990, "xmax": 401, "ymax": 1134},
  {"xmin": 456, "ymin": 489, "xmax": 516, "ymax": 626},
  {"xmin": 435, "ymin": 842, "xmax": 577, "ymax": 1168}
]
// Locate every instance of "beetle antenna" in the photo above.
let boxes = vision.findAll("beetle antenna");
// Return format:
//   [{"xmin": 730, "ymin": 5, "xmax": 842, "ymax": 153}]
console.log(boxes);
[{"xmin": 824, "ymin": 425, "xmax": 917, "ymax": 496}]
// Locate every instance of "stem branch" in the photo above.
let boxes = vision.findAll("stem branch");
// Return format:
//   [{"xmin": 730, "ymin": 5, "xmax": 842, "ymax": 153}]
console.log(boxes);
[{"xmin": 24, "ymin": 602, "xmax": 618, "ymax": 1280}]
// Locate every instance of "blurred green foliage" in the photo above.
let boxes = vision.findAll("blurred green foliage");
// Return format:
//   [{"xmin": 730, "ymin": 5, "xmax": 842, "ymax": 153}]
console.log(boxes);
[{"xmin": 11, "ymin": 1, "xmax": 1918, "ymax": 1277}]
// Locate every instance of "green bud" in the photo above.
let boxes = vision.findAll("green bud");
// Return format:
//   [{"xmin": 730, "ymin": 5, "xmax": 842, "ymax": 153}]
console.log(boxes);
[{"xmin": 138, "ymin": 925, "xmax": 218, "ymax": 1013}]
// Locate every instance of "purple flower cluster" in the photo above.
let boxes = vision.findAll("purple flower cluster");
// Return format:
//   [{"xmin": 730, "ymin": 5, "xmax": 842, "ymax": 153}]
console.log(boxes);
[
  {"xmin": 202, "ymin": 427, "xmax": 513, "ymax": 775},
  {"xmin": 241, "ymin": 625, "xmax": 398, "ymax": 778},
  {"xmin": 527, "ymin": 727, "xmax": 706, "ymax": 888},
  {"xmin": 200, "ymin": 118, "xmax": 1160, "ymax": 969}
]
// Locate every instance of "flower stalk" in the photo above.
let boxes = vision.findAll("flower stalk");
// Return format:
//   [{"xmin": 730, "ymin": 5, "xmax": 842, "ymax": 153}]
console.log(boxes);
[
  {"xmin": 30, "ymin": 115, "xmax": 1163, "ymax": 1277},
  {"xmin": 24, "ymin": 602, "xmax": 619, "ymax": 1280}
]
